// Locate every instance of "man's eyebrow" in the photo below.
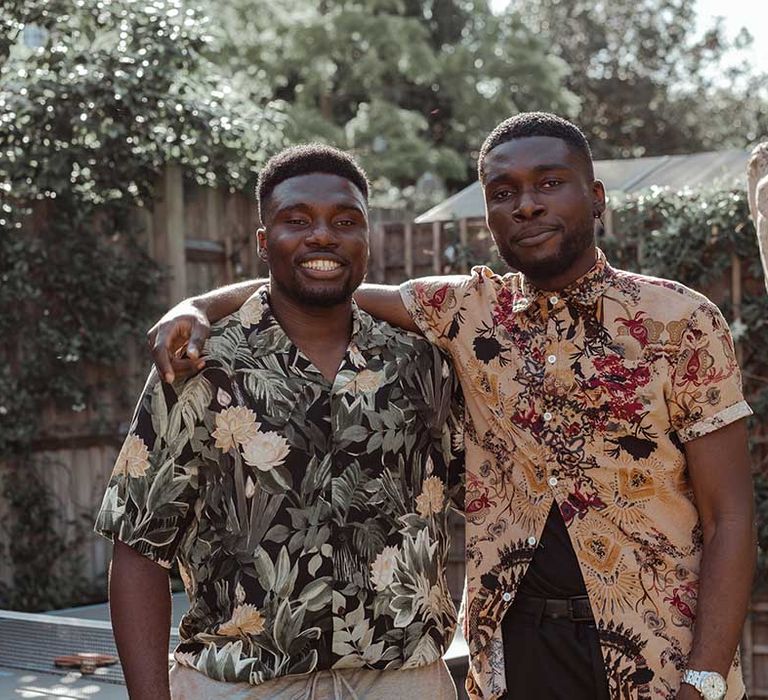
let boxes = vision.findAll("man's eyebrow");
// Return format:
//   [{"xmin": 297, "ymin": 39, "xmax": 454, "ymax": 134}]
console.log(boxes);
[
  {"xmin": 333, "ymin": 202, "xmax": 367, "ymax": 216},
  {"xmin": 484, "ymin": 172, "xmax": 513, "ymax": 188},
  {"xmin": 484, "ymin": 163, "xmax": 574, "ymax": 188},
  {"xmin": 274, "ymin": 201, "xmax": 366, "ymax": 216},
  {"xmin": 531, "ymin": 163, "xmax": 574, "ymax": 172}
]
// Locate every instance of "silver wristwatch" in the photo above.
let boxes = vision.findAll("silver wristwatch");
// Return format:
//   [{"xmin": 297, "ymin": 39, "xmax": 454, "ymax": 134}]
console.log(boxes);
[{"xmin": 681, "ymin": 669, "xmax": 727, "ymax": 700}]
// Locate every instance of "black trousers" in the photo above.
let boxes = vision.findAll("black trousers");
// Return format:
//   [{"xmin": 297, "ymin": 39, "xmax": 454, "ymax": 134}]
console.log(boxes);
[
  {"xmin": 500, "ymin": 599, "xmax": 610, "ymax": 700},
  {"xmin": 500, "ymin": 600, "xmax": 749, "ymax": 700}
]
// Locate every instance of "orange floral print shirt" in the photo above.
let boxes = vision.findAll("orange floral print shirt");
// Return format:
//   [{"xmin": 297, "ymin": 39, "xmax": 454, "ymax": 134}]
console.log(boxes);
[{"xmin": 400, "ymin": 249, "xmax": 751, "ymax": 700}]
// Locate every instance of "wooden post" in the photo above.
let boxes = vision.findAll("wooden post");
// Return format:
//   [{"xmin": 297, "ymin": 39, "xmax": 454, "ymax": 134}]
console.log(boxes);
[
  {"xmin": 432, "ymin": 221, "xmax": 442, "ymax": 275},
  {"xmin": 404, "ymin": 220, "xmax": 414, "ymax": 278},
  {"xmin": 206, "ymin": 188, "xmax": 222, "ymax": 242},
  {"xmin": 224, "ymin": 234, "xmax": 234, "ymax": 284},
  {"xmin": 143, "ymin": 208, "xmax": 154, "ymax": 257},
  {"xmin": 370, "ymin": 223, "xmax": 386, "ymax": 283},
  {"xmin": 731, "ymin": 252, "xmax": 743, "ymax": 366},
  {"xmin": 459, "ymin": 218, "xmax": 469, "ymax": 273},
  {"xmin": 153, "ymin": 165, "xmax": 187, "ymax": 304}
]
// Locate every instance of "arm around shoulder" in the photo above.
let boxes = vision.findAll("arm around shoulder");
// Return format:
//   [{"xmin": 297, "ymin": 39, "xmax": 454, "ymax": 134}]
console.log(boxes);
[
  {"xmin": 148, "ymin": 279, "xmax": 265, "ymax": 383},
  {"xmin": 354, "ymin": 283, "xmax": 419, "ymax": 332}
]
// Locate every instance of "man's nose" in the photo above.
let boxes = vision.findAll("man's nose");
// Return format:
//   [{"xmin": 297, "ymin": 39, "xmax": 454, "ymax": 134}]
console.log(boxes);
[
  {"xmin": 305, "ymin": 222, "xmax": 338, "ymax": 245},
  {"xmin": 512, "ymin": 192, "xmax": 546, "ymax": 221}
]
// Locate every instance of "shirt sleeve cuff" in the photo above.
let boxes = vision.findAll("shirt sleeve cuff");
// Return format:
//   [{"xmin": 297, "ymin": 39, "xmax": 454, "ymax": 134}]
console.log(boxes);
[
  {"xmin": 94, "ymin": 522, "xmax": 175, "ymax": 570},
  {"xmin": 676, "ymin": 400, "xmax": 753, "ymax": 443},
  {"xmin": 399, "ymin": 282, "xmax": 443, "ymax": 347}
]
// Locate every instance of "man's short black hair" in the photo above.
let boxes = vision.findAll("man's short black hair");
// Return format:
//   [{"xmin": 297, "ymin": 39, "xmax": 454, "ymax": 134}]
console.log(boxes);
[
  {"xmin": 257, "ymin": 144, "xmax": 370, "ymax": 222},
  {"xmin": 477, "ymin": 112, "xmax": 594, "ymax": 182}
]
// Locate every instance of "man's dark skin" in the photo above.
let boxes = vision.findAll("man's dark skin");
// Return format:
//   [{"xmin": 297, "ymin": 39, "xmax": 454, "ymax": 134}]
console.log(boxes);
[
  {"xmin": 256, "ymin": 172, "xmax": 370, "ymax": 380},
  {"xmin": 113, "ymin": 171, "xmax": 370, "ymax": 699},
  {"xmin": 148, "ymin": 136, "xmax": 755, "ymax": 700}
]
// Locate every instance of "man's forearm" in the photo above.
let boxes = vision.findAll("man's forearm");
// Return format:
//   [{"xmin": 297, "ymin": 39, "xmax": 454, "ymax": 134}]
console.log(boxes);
[
  {"xmin": 191, "ymin": 280, "xmax": 419, "ymax": 332},
  {"xmin": 192, "ymin": 279, "xmax": 265, "ymax": 324},
  {"xmin": 686, "ymin": 517, "xmax": 756, "ymax": 678},
  {"xmin": 110, "ymin": 541, "xmax": 173, "ymax": 700},
  {"xmin": 354, "ymin": 284, "xmax": 419, "ymax": 332}
]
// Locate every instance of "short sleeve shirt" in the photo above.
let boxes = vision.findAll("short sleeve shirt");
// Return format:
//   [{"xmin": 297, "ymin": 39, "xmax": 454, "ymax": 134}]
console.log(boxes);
[
  {"xmin": 95, "ymin": 288, "xmax": 464, "ymax": 685},
  {"xmin": 400, "ymin": 250, "xmax": 751, "ymax": 700}
]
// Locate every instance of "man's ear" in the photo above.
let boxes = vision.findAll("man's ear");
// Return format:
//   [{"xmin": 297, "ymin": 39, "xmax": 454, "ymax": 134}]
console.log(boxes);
[
  {"xmin": 256, "ymin": 227, "xmax": 268, "ymax": 261},
  {"xmin": 592, "ymin": 180, "xmax": 607, "ymax": 216}
]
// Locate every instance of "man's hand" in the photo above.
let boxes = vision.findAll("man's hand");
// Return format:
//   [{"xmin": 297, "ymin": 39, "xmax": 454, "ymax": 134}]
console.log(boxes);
[
  {"xmin": 147, "ymin": 280, "xmax": 265, "ymax": 383},
  {"xmin": 147, "ymin": 299, "xmax": 209, "ymax": 384}
]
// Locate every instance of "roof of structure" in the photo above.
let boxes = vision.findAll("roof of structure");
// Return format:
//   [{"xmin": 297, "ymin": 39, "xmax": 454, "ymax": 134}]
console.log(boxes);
[{"xmin": 415, "ymin": 149, "xmax": 751, "ymax": 223}]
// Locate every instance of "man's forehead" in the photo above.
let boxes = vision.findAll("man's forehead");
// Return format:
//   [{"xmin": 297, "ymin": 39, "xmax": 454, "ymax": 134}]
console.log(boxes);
[
  {"xmin": 270, "ymin": 172, "xmax": 367, "ymax": 210},
  {"xmin": 484, "ymin": 136, "xmax": 583, "ymax": 177}
]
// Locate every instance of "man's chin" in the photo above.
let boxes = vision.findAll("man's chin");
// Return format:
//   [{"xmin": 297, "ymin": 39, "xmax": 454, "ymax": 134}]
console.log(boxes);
[
  {"xmin": 500, "ymin": 250, "xmax": 571, "ymax": 280},
  {"xmin": 293, "ymin": 284, "xmax": 354, "ymax": 308}
]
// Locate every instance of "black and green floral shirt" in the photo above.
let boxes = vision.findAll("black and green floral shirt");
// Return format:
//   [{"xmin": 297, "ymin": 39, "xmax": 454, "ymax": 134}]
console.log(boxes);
[{"xmin": 95, "ymin": 287, "xmax": 464, "ymax": 685}]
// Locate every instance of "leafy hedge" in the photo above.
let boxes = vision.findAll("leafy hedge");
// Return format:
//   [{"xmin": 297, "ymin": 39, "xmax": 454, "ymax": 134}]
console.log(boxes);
[
  {"xmin": 606, "ymin": 186, "xmax": 768, "ymax": 582},
  {"xmin": 0, "ymin": 0, "xmax": 283, "ymax": 609}
]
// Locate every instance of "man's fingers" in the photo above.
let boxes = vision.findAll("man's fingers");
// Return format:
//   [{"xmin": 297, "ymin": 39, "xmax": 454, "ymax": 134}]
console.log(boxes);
[
  {"xmin": 186, "ymin": 323, "xmax": 209, "ymax": 360},
  {"xmin": 151, "ymin": 335, "xmax": 177, "ymax": 384},
  {"xmin": 153, "ymin": 324, "xmax": 192, "ymax": 384},
  {"xmin": 170, "ymin": 356, "xmax": 204, "ymax": 380},
  {"xmin": 146, "ymin": 304, "xmax": 208, "ymax": 383}
]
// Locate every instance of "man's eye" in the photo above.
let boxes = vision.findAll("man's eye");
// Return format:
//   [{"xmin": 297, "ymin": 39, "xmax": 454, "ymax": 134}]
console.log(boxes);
[
  {"xmin": 493, "ymin": 189, "xmax": 512, "ymax": 201},
  {"xmin": 542, "ymin": 179, "xmax": 563, "ymax": 188},
  {"xmin": 336, "ymin": 219, "xmax": 355, "ymax": 227},
  {"xmin": 286, "ymin": 218, "xmax": 308, "ymax": 225}
]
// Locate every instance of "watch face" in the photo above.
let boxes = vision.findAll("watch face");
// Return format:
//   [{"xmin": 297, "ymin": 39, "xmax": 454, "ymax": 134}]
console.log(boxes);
[{"xmin": 701, "ymin": 673, "xmax": 727, "ymax": 700}]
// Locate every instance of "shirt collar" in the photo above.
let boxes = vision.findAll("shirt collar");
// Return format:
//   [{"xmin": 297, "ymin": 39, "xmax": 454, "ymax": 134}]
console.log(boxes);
[
  {"xmin": 240, "ymin": 286, "xmax": 387, "ymax": 358},
  {"xmin": 514, "ymin": 248, "xmax": 614, "ymax": 312}
]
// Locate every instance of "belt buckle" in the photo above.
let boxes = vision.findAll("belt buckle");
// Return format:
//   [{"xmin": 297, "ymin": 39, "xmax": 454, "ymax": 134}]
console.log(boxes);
[{"xmin": 567, "ymin": 596, "xmax": 593, "ymax": 623}]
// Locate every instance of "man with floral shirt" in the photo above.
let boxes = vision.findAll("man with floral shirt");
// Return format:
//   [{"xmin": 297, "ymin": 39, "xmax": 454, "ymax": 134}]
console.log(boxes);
[
  {"xmin": 96, "ymin": 145, "xmax": 464, "ymax": 700},
  {"xmin": 149, "ymin": 114, "xmax": 755, "ymax": 700}
]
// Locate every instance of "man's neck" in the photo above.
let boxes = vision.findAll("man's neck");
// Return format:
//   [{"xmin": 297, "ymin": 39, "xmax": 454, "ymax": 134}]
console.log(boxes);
[
  {"xmin": 268, "ymin": 289, "xmax": 353, "ymax": 382},
  {"xmin": 525, "ymin": 246, "xmax": 598, "ymax": 292}
]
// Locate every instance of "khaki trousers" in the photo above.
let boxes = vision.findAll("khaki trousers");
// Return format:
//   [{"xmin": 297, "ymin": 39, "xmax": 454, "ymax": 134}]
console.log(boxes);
[{"xmin": 169, "ymin": 659, "xmax": 457, "ymax": 700}]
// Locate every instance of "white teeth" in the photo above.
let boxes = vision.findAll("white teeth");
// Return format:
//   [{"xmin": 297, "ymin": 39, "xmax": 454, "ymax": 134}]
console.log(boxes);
[{"xmin": 300, "ymin": 259, "xmax": 342, "ymax": 271}]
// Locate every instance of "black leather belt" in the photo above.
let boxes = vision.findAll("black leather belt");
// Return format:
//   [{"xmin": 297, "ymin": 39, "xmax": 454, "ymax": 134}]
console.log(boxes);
[{"xmin": 512, "ymin": 594, "xmax": 594, "ymax": 623}]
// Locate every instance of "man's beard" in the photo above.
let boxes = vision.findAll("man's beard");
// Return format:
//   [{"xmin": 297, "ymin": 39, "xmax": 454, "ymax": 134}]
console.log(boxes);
[
  {"xmin": 280, "ymin": 275, "xmax": 357, "ymax": 308},
  {"xmin": 498, "ymin": 222, "xmax": 595, "ymax": 282}
]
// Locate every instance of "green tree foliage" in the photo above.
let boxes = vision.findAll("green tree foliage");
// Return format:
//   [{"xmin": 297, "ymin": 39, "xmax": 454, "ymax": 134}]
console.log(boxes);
[
  {"xmin": 519, "ymin": 0, "xmax": 768, "ymax": 158},
  {"xmin": 208, "ymin": 0, "xmax": 576, "ymax": 205},
  {"xmin": 0, "ymin": 0, "xmax": 283, "ymax": 608},
  {"xmin": 0, "ymin": 0, "xmax": 284, "ymax": 455}
]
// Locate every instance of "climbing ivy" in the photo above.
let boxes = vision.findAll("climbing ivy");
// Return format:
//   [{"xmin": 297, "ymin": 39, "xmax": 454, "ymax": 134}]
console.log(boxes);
[
  {"xmin": 607, "ymin": 186, "xmax": 768, "ymax": 581},
  {"xmin": 0, "ymin": 0, "xmax": 284, "ymax": 609}
]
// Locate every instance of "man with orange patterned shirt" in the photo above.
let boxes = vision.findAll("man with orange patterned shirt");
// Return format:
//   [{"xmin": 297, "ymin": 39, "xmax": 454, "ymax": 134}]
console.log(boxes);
[{"xmin": 148, "ymin": 114, "xmax": 755, "ymax": 700}]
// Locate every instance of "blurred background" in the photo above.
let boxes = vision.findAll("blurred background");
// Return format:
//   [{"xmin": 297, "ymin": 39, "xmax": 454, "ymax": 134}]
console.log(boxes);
[{"xmin": 0, "ymin": 0, "xmax": 767, "ymax": 696}]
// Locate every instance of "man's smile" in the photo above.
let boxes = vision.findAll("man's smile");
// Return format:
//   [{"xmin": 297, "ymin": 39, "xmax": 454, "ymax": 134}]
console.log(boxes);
[
  {"xmin": 296, "ymin": 254, "xmax": 347, "ymax": 278},
  {"xmin": 299, "ymin": 258, "xmax": 343, "ymax": 271}
]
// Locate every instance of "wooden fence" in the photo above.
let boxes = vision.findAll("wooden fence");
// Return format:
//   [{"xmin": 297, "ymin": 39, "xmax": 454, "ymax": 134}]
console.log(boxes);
[
  {"xmin": 0, "ymin": 170, "xmax": 468, "ymax": 599},
  {"xmin": 3, "ymin": 168, "xmax": 767, "ymax": 695}
]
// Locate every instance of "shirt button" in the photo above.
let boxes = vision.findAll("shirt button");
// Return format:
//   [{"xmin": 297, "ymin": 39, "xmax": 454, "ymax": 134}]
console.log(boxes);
[
  {"xmin": 502, "ymin": 592, "xmax": 512, "ymax": 602},
  {"xmin": 549, "ymin": 295, "xmax": 559, "ymax": 305},
  {"xmin": 527, "ymin": 536, "xmax": 537, "ymax": 546},
  {"xmin": 547, "ymin": 354, "xmax": 557, "ymax": 364},
  {"xmin": 543, "ymin": 411, "xmax": 553, "ymax": 421},
  {"xmin": 548, "ymin": 476, "xmax": 558, "ymax": 487}
]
